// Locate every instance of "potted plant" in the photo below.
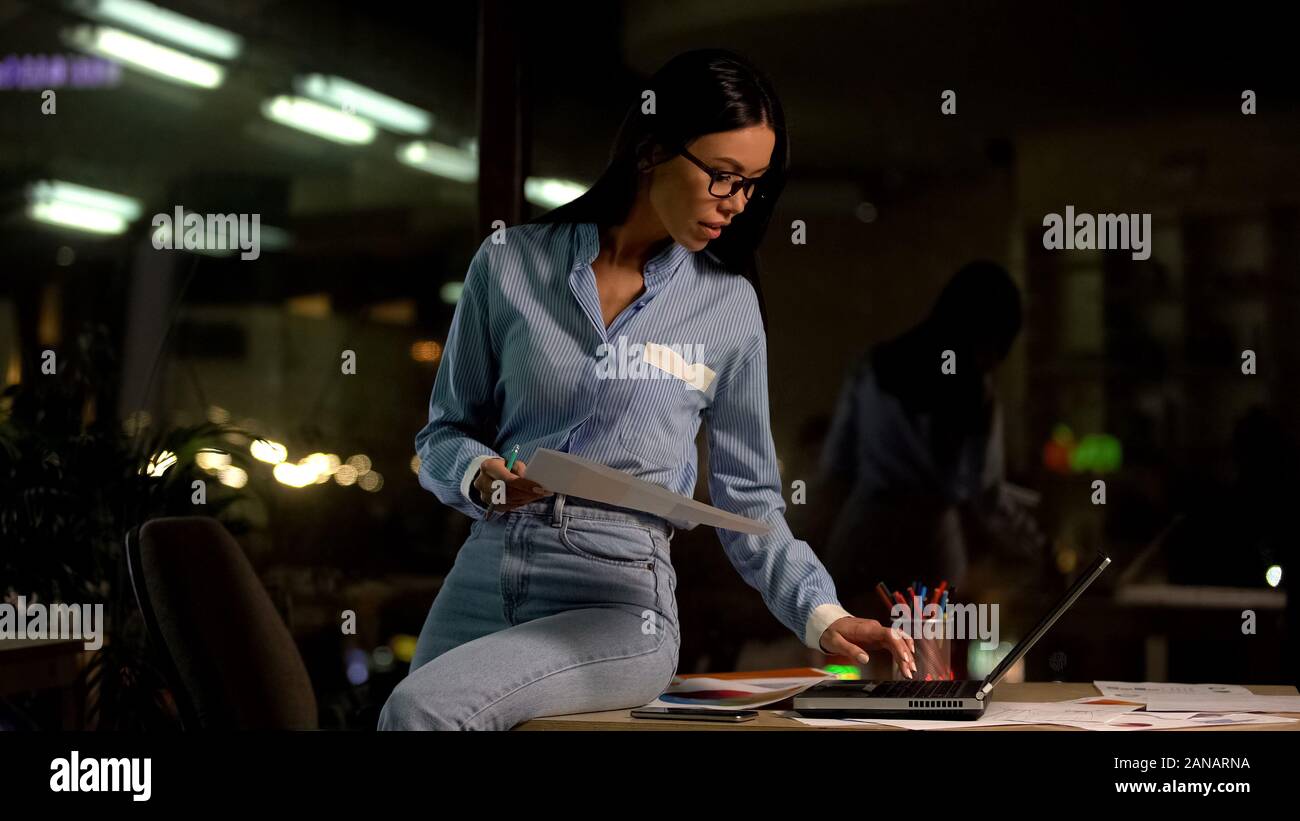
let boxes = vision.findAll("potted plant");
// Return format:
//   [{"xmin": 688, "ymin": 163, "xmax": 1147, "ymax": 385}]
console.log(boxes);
[{"xmin": 0, "ymin": 320, "xmax": 262, "ymax": 730}]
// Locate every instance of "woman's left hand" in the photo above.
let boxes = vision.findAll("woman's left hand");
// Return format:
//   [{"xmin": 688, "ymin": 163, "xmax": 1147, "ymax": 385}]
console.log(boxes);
[{"xmin": 819, "ymin": 617, "xmax": 917, "ymax": 679}]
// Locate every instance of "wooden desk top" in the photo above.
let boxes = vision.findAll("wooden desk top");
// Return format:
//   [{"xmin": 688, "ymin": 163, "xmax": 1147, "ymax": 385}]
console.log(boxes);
[{"xmin": 517, "ymin": 678, "xmax": 1300, "ymax": 731}]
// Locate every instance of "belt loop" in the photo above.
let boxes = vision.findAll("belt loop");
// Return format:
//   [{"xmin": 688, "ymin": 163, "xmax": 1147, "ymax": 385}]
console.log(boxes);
[{"xmin": 550, "ymin": 492, "xmax": 566, "ymax": 527}]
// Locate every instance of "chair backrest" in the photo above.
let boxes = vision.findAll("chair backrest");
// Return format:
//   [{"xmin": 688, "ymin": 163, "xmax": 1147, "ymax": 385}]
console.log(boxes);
[{"xmin": 125, "ymin": 516, "xmax": 318, "ymax": 729}]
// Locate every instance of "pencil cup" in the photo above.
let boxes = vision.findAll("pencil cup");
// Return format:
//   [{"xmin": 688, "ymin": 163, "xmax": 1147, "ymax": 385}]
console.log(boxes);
[{"xmin": 891, "ymin": 617, "xmax": 954, "ymax": 682}]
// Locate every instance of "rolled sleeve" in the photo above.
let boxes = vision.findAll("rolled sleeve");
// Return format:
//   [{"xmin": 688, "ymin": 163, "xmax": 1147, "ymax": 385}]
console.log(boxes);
[{"xmin": 806, "ymin": 603, "xmax": 855, "ymax": 652}]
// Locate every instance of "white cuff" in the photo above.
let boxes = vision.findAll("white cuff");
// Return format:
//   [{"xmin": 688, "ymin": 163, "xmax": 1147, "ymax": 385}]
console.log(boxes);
[
  {"xmin": 461, "ymin": 454, "xmax": 493, "ymax": 511},
  {"xmin": 804, "ymin": 603, "xmax": 854, "ymax": 652}
]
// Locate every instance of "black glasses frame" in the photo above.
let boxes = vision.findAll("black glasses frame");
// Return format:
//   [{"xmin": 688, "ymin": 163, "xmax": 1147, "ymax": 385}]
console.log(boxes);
[{"xmin": 678, "ymin": 147, "xmax": 767, "ymax": 201}]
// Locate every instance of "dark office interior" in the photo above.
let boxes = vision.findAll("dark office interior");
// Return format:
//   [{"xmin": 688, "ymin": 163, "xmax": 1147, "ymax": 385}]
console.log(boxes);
[{"xmin": 2, "ymin": 0, "xmax": 1297, "ymax": 731}]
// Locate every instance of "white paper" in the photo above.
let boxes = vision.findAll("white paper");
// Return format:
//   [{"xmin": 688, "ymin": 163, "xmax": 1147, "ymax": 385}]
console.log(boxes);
[
  {"xmin": 989, "ymin": 702, "xmax": 1141, "ymax": 723},
  {"xmin": 785, "ymin": 701, "xmax": 1299, "ymax": 730},
  {"xmin": 1143, "ymin": 695, "xmax": 1300, "ymax": 713},
  {"xmin": 783, "ymin": 714, "xmax": 1021, "ymax": 729},
  {"xmin": 1093, "ymin": 712, "xmax": 1298, "ymax": 730},
  {"xmin": 785, "ymin": 715, "xmax": 879, "ymax": 728},
  {"xmin": 1093, "ymin": 681, "xmax": 1250, "ymax": 701},
  {"xmin": 525, "ymin": 448, "xmax": 771, "ymax": 535}
]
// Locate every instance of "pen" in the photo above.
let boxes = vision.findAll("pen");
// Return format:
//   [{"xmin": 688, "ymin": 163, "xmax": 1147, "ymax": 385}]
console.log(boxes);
[
  {"xmin": 485, "ymin": 444, "xmax": 521, "ymax": 521},
  {"xmin": 875, "ymin": 582, "xmax": 894, "ymax": 613}
]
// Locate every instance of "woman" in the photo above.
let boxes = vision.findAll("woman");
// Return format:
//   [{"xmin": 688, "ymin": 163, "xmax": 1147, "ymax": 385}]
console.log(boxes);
[
  {"xmin": 378, "ymin": 49, "xmax": 914, "ymax": 731},
  {"xmin": 816, "ymin": 261, "xmax": 1043, "ymax": 614}
]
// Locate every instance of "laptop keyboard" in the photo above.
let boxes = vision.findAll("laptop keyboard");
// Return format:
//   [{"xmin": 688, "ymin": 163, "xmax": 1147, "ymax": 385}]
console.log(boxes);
[{"xmin": 871, "ymin": 680, "xmax": 965, "ymax": 698}]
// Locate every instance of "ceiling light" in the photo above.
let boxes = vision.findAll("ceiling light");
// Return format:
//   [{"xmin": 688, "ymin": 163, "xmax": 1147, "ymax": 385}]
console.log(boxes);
[
  {"xmin": 260, "ymin": 95, "xmax": 376, "ymax": 145},
  {"xmin": 64, "ymin": 24, "xmax": 224, "ymax": 88},
  {"xmin": 71, "ymin": 0, "xmax": 242, "ymax": 60},
  {"xmin": 296, "ymin": 74, "xmax": 431, "ymax": 135}
]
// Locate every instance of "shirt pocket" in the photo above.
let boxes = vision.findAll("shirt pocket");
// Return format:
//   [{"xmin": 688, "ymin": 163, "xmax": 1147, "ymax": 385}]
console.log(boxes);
[{"xmin": 616, "ymin": 362, "xmax": 711, "ymax": 469}]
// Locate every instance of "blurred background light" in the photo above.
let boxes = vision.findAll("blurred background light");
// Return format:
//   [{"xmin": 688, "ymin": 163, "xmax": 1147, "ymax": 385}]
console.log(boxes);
[
  {"xmin": 217, "ymin": 465, "xmax": 247, "ymax": 488},
  {"xmin": 346, "ymin": 454, "xmax": 371, "ymax": 475},
  {"xmin": 524, "ymin": 177, "xmax": 586, "ymax": 208},
  {"xmin": 25, "ymin": 180, "xmax": 141, "ymax": 235},
  {"xmin": 344, "ymin": 647, "xmax": 369, "ymax": 685},
  {"xmin": 397, "ymin": 140, "xmax": 477, "ymax": 182},
  {"xmin": 260, "ymin": 95, "xmax": 376, "ymax": 145},
  {"xmin": 1265, "ymin": 565, "xmax": 1282, "ymax": 588},
  {"xmin": 145, "ymin": 449, "xmax": 177, "ymax": 477},
  {"xmin": 296, "ymin": 74, "xmax": 432, "ymax": 135},
  {"xmin": 272, "ymin": 461, "xmax": 315, "ymax": 487},
  {"xmin": 250, "ymin": 439, "xmax": 288, "ymax": 464},
  {"xmin": 63, "ymin": 24, "xmax": 224, "ymax": 88},
  {"xmin": 27, "ymin": 201, "xmax": 126, "ymax": 234},
  {"xmin": 388, "ymin": 635, "xmax": 417, "ymax": 664},
  {"xmin": 194, "ymin": 450, "xmax": 231, "ymax": 470},
  {"xmin": 438, "ymin": 281, "xmax": 464, "ymax": 304},
  {"xmin": 28, "ymin": 180, "xmax": 142, "ymax": 220},
  {"xmin": 71, "ymin": 0, "xmax": 242, "ymax": 60},
  {"xmin": 409, "ymin": 340, "xmax": 442, "ymax": 363}
]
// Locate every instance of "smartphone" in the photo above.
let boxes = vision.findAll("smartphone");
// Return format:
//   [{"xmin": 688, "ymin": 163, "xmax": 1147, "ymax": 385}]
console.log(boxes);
[{"xmin": 630, "ymin": 707, "xmax": 757, "ymax": 722}]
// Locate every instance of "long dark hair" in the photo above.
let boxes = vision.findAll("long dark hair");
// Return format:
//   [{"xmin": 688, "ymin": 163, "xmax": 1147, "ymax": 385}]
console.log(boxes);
[
  {"xmin": 872, "ymin": 259, "xmax": 1023, "ymax": 429},
  {"xmin": 526, "ymin": 48, "xmax": 789, "ymax": 330}
]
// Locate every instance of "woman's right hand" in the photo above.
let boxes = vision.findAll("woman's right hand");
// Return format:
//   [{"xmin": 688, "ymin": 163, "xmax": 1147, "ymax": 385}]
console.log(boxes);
[{"xmin": 473, "ymin": 457, "xmax": 552, "ymax": 512}]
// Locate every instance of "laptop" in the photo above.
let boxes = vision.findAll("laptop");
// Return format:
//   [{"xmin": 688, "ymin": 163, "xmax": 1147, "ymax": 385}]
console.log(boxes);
[{"xmin": 794, "ymin": 553, "xmax": 1110, "ymax": 719}]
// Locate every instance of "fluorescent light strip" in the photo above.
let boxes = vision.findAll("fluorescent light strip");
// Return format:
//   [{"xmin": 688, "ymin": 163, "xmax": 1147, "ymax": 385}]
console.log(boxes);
[
  {"xmin": 28, "ymin": 201, "xmax": 127, "ymax": 235},
  {"xmin": 261, "ymin": 95, "xmax": 376, "ymax": 145},
  {"xmin": 296, "ymin": 74, "xmax": 431, "ymax": 135},
  {"xmin": 73, "ymin": 0, "xmax": 242, "ymax": 60},
  {"xmin": 65, "ymin": 24, "xmax": 224, "ymax": 88},
  {"xmin": 27, "ymin": 180, "xmax": 142, "ymax": 219},
  {"xmin": 525, "ymin": 177, "xmax": 587, "ymax": 208},
  {"xmin": 396, "ymin": 141, "xmax": 477, "ymax": 182}
]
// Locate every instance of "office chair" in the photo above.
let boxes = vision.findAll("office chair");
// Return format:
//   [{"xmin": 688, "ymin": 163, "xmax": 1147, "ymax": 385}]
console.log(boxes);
[{"xmin": 125, "ymin": 516, "xmax": 318, "ymax": 729}]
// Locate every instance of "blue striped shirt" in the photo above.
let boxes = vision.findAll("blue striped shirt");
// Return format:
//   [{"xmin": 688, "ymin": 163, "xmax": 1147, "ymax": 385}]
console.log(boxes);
[{"xmin": 415, "ymin": 221, "xmax": 852, "ymax": 650}]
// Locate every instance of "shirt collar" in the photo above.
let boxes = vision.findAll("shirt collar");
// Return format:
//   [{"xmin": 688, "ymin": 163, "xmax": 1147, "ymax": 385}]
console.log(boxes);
[{"xmin": 574, "ymin": 222, "xmax": 693, "ymax": 284}]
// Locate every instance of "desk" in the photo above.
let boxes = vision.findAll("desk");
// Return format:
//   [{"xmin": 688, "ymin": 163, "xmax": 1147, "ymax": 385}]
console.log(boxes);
[
  {"xmin": 0, "ymin": 637, "xmax": 95, "ymax": 730},
  {"xmin": 516, "ymin": 674, "xmax": 1300, "ymax": 731}
]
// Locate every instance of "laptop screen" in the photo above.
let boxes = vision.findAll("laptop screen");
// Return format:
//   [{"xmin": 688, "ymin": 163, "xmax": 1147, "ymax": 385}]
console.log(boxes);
[{"xmin": 980, "ymin": 553, "xmax": 1112, "ymax": 693}]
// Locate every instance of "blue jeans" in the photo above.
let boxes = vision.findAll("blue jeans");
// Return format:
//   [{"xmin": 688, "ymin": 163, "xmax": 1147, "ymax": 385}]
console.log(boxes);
[{"xmin": 377, "ymin": 493, "xmax": 681, "ymax": 730}]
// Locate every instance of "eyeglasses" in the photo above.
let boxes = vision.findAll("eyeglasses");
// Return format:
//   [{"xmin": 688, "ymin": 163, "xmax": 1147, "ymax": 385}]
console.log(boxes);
[{"xmin": 678, "ymin": 147, "xmax": 767, "ymax": 201}]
